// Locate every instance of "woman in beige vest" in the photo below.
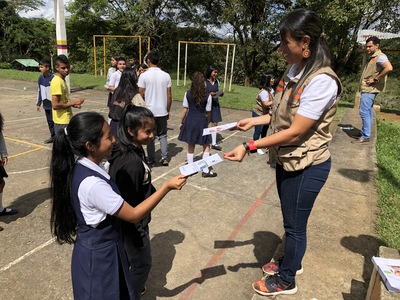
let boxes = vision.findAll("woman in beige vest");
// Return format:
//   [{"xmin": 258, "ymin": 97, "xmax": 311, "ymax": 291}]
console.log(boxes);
[{"xmin": 225, "ymin": 9, "xmax": 342, "ymax": 296}]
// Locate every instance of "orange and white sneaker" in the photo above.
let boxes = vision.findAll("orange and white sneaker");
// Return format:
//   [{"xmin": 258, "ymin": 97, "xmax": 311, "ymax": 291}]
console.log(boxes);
[
  {"xmin": 252, "ymin": 273, "xmax": 297, "ymax": 296},
  {"xmin": 262, "ymin": 258, "xmax": 303, "ymax": 276}
]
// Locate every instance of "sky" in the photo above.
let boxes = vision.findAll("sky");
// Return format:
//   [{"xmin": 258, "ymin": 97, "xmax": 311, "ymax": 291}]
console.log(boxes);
[{"xmin": 19, "ymin": 0, "xmax": 71, "ymax": 19}]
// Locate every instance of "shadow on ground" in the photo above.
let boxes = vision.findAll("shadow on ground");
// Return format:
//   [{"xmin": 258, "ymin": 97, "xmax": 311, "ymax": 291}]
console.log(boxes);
[
  {"xmin": 341, "ymin": 234, "xmax": 380, "ymax": 300},
  {"xmin": 1, "ymin": 187, "xmax": 50, "ymax": 224},
  {"xmin": 145, "ymin": 231, "xmax": 281, "ymax": 299}
]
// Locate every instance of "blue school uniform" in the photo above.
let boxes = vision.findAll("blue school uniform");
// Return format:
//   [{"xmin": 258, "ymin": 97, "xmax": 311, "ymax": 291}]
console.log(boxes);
[
  {"xmin": 71, "ymin": 164, "xmax": 135, "ymax": 300},
  {"xmin": 178, "ymin": 90, "xmax": 212, "ymax": 145},
  {"xmin": 205, "ymin": 79, "xmax": 222, "ymax": 123}
]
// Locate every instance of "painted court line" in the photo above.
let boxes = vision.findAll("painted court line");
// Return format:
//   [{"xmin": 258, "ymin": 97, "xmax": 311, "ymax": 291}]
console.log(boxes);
[
  {"xmin": 178, "ymin": 180, "xmax": 277, "ymax": 300},
  {"xmin": 7, "ymin": 166, "xmax": 49, "ymax": 175},
  {"xmin": 5, "ymin": 136, "xmax": 46, "ymax": 159},
  {"xmin": 0, "ymin": 238, "xmax": 55, "ymax": 273}
]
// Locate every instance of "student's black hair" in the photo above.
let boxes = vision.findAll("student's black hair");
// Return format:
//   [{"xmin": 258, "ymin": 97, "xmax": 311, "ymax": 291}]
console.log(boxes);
[
  {"xmin": 39, "ymin": 60, "xmax": 51, "ymax": 68},
  {"xmin": 205, "ymin": 65, "xmax": 218, "ymax": 80},
  {"xmin": 117, "ymin": 56, "xmax": 126, "ymax": 63},
  {"xmin": 55, "ymin": 54, "xmax": 69, "ymax": 66},
  {"xmin": 146, "ymin": 50, "xmax": 160, "ymax": 65},
  {"xmin": 111, "ymin": 68, "xmax": 139, "ymax": 106},
  {"xmin": 116, "ymin": 103, "xmax": 154, "ymax": 154},
  {"xmin": 259, "ymin": 74, "xmax": 274, "ymax": 90},
  {"xmin": 0, "ymin": 112, "xmax": 3, "ymax": 131},
  {"xmin": 366, "ymin": 36, "xmax": 380, "ymax": 45},
  {"xmin": 50, "ymin": 112, "xmax": 105, "ymax": 244}
]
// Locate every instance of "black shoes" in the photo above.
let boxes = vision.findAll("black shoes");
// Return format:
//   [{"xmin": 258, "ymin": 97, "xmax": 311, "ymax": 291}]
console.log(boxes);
[
  {"xmin": 0, "ymin": 208, "xmax": 18, "ymax": 216},
  {"xmin": 44, "ymin": 137, "xmax": 54, "ymax": 144},
  {"xmin": 211, "ymin": 144, "xmax": 222, "ymax": 151},
  {"xmin": 159, "ymin": 158, "xmax": 169, "ymax": 166},
  {"xmin": 202, "ymin": 170, "xmax": 217, "ymax": 178}
]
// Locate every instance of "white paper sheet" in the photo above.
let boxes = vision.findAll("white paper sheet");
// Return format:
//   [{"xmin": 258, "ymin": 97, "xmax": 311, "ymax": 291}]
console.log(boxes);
[
  {"xmin": 203, "ymin": 122, "xmax": 237, "ymax": 136},
  {"xmin": 179, "ymin": 153, "xmax": 223, "ymax": 176}
]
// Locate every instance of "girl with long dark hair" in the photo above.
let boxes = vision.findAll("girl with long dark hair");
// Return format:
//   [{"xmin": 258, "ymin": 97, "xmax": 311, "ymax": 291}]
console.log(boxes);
[{"xmin": 50, "ymin": 111, "xmax": 186, "ymax": 299}]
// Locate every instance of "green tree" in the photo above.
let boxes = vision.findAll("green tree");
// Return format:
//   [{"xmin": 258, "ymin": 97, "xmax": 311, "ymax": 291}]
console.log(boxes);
[
  {"xmin": 297, "ymin": 0, "xmax": 400, "ymax": 75},
  {"xmin": 0, "ymin": 0, "xmax": 47, "ymax": 61}
]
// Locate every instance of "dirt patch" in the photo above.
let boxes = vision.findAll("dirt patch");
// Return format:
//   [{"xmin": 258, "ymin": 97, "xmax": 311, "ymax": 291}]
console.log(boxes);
[{"xmin": 376, "ymin": 111, "xmax": 400, "ymax": 122}]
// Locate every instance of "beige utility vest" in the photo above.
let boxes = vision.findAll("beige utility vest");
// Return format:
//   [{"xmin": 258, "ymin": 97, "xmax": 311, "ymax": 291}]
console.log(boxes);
[
  {"xmin": 360, "ymin": 49, "xmax": 386, "ymax": 93},
  {"xmin": 269, "ymin": 67, "xmax": 342, "ymax": 171}
]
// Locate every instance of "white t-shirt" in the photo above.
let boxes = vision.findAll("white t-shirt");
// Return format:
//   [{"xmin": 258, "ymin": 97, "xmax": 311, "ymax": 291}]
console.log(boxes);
[
  {"xmin": 287, "ymin": 64, "xmax": 339, "ymax": 120},
  {"xmin": 375, "ymin": 54, "xmax": 389, "ymax": 72},
  {"xmin": 77, "ymin": 157, "xmax": 124, "ymax": 227},
  {"xmin": 109, "ymin": 70, "xmax": 122, "ymax": 90},
  {"xmin": 137, "ymin": 67, "xmax": 172, "ymax": 117},
  {"xmin": 183, "ymin": 92, "xmax": 212, "ymax": 111}
]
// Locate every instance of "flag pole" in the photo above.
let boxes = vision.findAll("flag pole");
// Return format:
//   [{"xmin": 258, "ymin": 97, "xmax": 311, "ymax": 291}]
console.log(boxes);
[{"xmin": 54, "ymin": 0, "xmax": 70, "ymax": 91}]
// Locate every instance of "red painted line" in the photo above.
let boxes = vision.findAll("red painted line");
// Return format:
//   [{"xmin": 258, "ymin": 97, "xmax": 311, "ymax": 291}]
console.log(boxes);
[{"xmin": 178, "ymin": 180, "xmax": 277, "ymax": 299}]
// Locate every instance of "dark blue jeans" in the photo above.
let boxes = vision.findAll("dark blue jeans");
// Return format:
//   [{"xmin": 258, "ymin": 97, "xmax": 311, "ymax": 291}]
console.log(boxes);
[
  {"xmin": 252, "ymin": 111, "xmax": 269, "ymax": 141},
  {"xmin": 276, "ymin": 158, "xmax": 331, "ymax": 283}
]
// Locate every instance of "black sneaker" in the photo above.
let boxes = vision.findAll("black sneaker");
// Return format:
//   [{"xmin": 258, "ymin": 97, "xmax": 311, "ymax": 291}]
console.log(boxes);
[
  {"xmin": 202, "ymin": 170, "xmax": 217, "ymax": 178},
  {"xmin": 0, "ymin": 208, "xmax": 18, "ymax": 216},
  {"xmin": 141, "ymin": 287, "xmax": 147, "ymax": 296},
  {"xmin": 44, "ymin": 137, "xmax": 54, "ymax": 144},
  {"xmin": 252, "ymin": 273, "xmax": 297, "ymax": 296},
  {"xmin": 211, "ymin": 144, "xmax": 222, "ymax": 151},
  {"xmin": 160, "ymin": 158, "xmax": 169, "ymax": 166},
  {"xmin": 146, "ymin": 159, "xmax": 155, "ymax": 167}
]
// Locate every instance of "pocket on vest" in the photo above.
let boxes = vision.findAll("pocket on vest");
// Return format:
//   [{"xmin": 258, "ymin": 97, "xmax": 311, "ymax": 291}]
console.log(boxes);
[{"xmin": 277, "ymin": 143, "xmax": 311, "ymax": 172}]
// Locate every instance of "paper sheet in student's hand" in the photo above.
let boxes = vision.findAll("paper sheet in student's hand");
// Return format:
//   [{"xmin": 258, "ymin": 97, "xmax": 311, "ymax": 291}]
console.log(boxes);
[
  {"xmin": 215, "ymin": 90, "xmax": 224, "ymax": 97},
  {"xmin": 203, "ymin": 122, "xmax": 237, "ymax": 136},
  {"xmin": 179, "ymin": 153, "xmax": 223, "ymax": 176}
]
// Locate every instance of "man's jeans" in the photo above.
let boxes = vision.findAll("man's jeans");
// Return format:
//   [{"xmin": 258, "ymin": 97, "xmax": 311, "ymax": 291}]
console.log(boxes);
[
  {"xmin": 275, "ymin": 158, "xmax": 331, "ymax": 283},
  {"xmin": 360, "ymin": 92, "xmax": 377, "ymax": 139}
]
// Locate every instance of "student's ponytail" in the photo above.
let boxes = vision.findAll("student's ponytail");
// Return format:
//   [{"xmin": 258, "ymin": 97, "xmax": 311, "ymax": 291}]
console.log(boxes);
[
  {"xmin": 50, "ymin": 129, "xmax": 76, "ymax": 244},
  {"xmin": 50, "ymin": 112, "xmax": 105, "ymax": 244}
]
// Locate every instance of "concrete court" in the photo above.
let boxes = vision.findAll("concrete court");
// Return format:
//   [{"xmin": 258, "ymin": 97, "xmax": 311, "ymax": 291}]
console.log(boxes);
[{"xmin": 0, "ymin": 78, "xmax": 378, "ymax": 300}]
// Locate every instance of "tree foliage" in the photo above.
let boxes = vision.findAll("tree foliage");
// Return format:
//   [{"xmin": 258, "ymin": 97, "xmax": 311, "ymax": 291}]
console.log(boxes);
[
  {"xmin": 1, "ymin": 0, "xmax": 399, "ymax": 85},
  {"xmin": 0, "ymin": 0, "xmax": 54, "ymax": 62},
  {"xmin": 297, "ymin": 0, "xmax": 400, "ymax": 75}
]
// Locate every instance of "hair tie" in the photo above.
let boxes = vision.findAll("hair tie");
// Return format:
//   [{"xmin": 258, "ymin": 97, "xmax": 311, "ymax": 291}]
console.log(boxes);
[{"xmin": 64, "ymin": 127, "xmax": 68, "ymax": 136}]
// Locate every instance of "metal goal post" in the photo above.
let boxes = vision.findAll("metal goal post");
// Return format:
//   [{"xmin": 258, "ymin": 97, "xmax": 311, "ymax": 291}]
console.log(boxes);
[
  {"xmin": 177, "ymin": 41, "xmax": 236, "ymax": 91},
  {"xmin": 93, "ymin": 35, "xmax": 151, "ymax": 77}
]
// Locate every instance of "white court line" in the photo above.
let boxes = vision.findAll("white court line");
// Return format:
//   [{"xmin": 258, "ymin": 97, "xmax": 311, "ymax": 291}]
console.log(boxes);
[
  {"xmin": 7, "ymin": 166, "xmax": 50, "ymax": 175},
  {"xmin": 5, "ymin": 116, "xmax": 44, "ymax": 123},
  {"xmin": 0, "ymin": 238, "xmax": 55, "ymax": 273}
]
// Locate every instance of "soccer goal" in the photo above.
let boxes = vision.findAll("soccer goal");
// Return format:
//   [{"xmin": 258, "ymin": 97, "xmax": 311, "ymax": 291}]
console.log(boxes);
[
  {"xmin": 93, "ymin": 35, "xmax": 151, "ymax": 77},
  {"xmin": 177, "ymin": 41, "xmax": 236, "ymax": 91}
]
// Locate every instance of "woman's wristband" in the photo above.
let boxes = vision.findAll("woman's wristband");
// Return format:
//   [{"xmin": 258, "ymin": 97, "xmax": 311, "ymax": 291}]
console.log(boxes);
[{"xmin": 242, "ymin": 140, "xmax": 257, "ymax": 154}]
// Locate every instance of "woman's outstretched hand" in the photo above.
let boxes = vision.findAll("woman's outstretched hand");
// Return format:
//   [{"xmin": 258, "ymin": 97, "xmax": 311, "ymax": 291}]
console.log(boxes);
[
  {"xmin": 223, "ymin": 145, "xmax": 247, "ymax": 162},
  {"xmin": 236, "ymin": 118, "xmax": 254, "ymax": 131}
]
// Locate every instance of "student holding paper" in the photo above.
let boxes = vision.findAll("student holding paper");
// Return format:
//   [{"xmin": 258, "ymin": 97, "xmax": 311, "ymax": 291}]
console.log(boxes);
[
  {"xmin": 205, "ymin": 65, "xmax": 224, "ymax": 151},
  {"xmin": 224, "ymin": 9, "xmax": 341, "ymax": 296},
  {"xmin": 252, "ymin": 74, "xmax": 275, "ymax": 155},
  {"xmin": 108, "ymin": 104, "xmax": 186, "ymax": 299},
  {"xmin": 179, "ymin": 71, "xmax": 217, "ymax": 178}
]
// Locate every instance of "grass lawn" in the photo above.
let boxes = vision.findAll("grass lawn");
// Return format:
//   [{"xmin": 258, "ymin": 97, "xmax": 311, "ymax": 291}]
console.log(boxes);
[{"xmin": 375, "ymin": 117, "xmax": 400, "ymax": 249}]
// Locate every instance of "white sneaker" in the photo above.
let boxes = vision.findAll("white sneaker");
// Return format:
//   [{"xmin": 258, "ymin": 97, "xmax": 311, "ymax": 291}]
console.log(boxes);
[{"xmin": 257, "ymin": 149, "xmax": 265, "ymax": 155}]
